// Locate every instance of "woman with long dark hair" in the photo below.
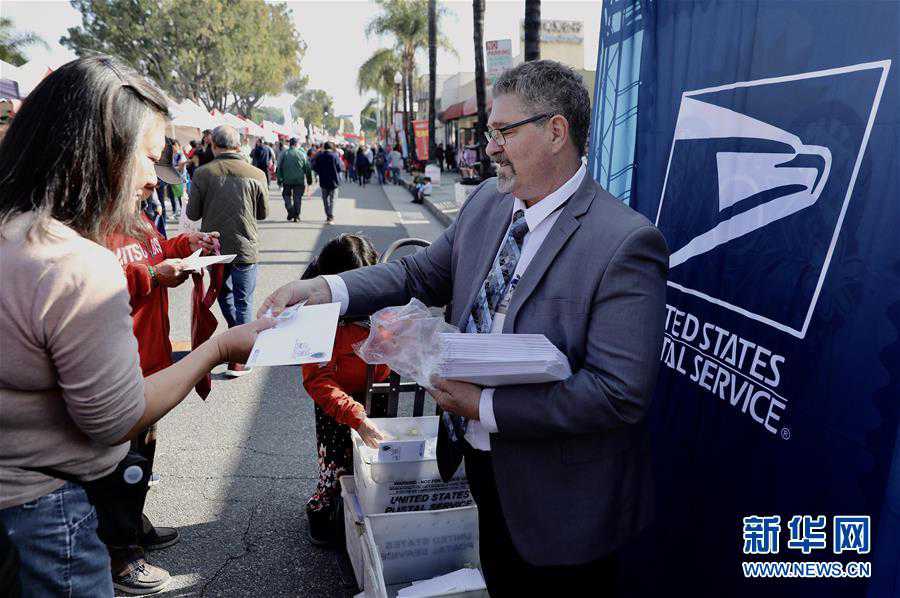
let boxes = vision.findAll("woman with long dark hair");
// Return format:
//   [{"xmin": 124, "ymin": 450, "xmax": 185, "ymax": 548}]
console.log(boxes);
[{"xmin": 0, "ymin": 56, "xmax": 272, "ymax": 597}]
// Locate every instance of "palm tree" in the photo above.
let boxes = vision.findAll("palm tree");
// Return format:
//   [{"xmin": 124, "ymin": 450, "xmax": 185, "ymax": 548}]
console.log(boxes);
[
  {"xmin": 0, "ymin": 17, "xmax": 47, "ymax": 67},
  {"xmin": 428, "ymin": 0, "xmax": 437, "ymax": 162},
  {"xmin": 357, "ymin": 48, "xmax": 403, "ymax": 145},
  {"xmin": 473, "ymin": 0, "xmax": 489, "ymax": 178},
  {"xmin": 524, "ymin": 0, "xmax": 541, "ymax": 62},
  {"xmin": 367, "ymin": 0, "xmax": 453, "ymax": 160},
  {"xmin": 360, "ymin": 97, "xmax": 380, "ymax": 138}
]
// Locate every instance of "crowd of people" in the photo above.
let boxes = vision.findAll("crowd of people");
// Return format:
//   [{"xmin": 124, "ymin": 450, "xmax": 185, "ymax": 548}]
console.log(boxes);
[{"xmin": 1, "ymin": 54, "xmax": 664, "ymax": 598}]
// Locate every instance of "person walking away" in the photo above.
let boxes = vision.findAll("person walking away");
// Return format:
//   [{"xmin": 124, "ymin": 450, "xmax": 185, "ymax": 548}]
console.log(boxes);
[
  {"xmin": 445, "ymin": 143, "xmax": 456, "ymax": 172},
  {"xmin": 363, "ymin": 145, "xmax": 375, "ymax": 184},
  {"xmin": 374, "ymin": 145, "xmax": 387, "ymax": 184},
  {"xmin": 197, "ymin": 130, "xmax": 215, "ymax": 167},
  {"xmin": 307, "ymin": 146, "xmax": 319, "ymax": 183},
  {"xmin": 299, "ymin": 234, "xmax": 389, "ymax": 545},
  {"xmin": 274, "ymin": 140, "xmax": 285, "ymax": 172},
  {"xmin": 355, "ymin": 147, "xmax": 370, "ymax": 188},
  {"xmin": 277, "ymin": 137, "xmax": 313, "ymax": 222},
  {"xmin": 187, "ymin": 124, "xmax": 268, "ymax": 378},
  {"xmin": 156, "ymin": 138, "xmax": 178, "ymax": 219},
  {"xmin": 250, "ymin": 138, "xmax": 274, "ymax": 187},
  {"xmin": 171, "ymin": 140, "xmax": 188, "ymax": 214},
  {"xmin": 312, "ymin": 141, "xmax": 342, "ymax": 225},
  {"xmin": 344, "ymin": 146, "xmax": 357, "ymax": 183},
  {"xmin": 186, "ymin": 140, "xmax": 200, "ymax": 180},
  {"xmin": 435, "ymin": 143, "xmax": 445, "ymax": 173},
  {"xmin": 388, "ymin": 145, "xmax": 403, "ymax": 184},
  {"xmin": 146, "ymin": 187, "xmax": 165, "ymax": 237},
  {"xmin": 154, "ymin": 183, "xmax": 168, "ymax": 236}
]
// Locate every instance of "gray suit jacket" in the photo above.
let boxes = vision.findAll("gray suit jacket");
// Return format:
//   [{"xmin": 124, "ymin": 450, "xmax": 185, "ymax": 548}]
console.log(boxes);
[{"xmin": 340, "ymin": 173, "xmax": 668, "ymax": 566}]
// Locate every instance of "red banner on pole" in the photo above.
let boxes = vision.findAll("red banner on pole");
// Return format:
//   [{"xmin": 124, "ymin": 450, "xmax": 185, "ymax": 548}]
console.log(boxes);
[{"xmin": 413, "ymin": 119, "xmax": 429, "ymax": 161}]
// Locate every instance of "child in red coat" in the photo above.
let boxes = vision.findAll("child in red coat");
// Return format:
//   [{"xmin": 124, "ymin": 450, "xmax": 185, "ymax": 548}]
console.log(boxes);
[{"xmin": 301, "ymin": 234, "xmax": 390, "ymax": 545}]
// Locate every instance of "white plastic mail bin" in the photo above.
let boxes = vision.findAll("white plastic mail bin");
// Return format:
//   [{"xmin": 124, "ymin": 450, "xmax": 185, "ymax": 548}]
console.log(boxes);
[
  {"xmin": 352, "ymin": 417, "xmax": 472, "ymax": 515},
  {"xmin": 352, "ymin": 417, "xmax": 446, "ymax": 483},
  {"xmin": 361, "ymin": 505, "xmax": 487, "ymax": 598},
  {"xmin": 341, "ymin": 476, "xmax": 367, "ymax": 589}
]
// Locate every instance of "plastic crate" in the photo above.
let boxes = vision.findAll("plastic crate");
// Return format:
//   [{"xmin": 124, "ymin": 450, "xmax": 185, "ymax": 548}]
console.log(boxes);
[
  {"xmin": 352, "ymin": 417, "xmax": 472, "ymax": 515},
  {"xmin": 352, "ymin": 417, "xmax": 448, "ymax": 483},
  {"xmin": 341, "ymin": 475, "xmax": 367, "ymax": 589},
  {"xmin": 360, "ymin": 505, "xmax": 487, "ymax": 598}
]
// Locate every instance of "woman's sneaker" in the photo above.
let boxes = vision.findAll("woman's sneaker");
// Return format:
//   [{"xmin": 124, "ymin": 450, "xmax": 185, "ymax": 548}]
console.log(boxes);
[{"xmin": 112, "ymin": 558, "xmax": 170, "ymax": 595}]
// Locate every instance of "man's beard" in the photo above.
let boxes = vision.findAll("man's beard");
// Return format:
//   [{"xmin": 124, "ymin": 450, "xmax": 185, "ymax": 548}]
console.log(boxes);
[{"xmin": 495, "ymin": 160, "xmax": 517, "ymax": 194}]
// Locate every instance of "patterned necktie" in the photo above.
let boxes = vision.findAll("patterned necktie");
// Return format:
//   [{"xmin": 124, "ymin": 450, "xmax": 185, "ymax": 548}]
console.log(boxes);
[{"xmin": 443, "ymin": 209, "xmax": 529, "ymax": 448}]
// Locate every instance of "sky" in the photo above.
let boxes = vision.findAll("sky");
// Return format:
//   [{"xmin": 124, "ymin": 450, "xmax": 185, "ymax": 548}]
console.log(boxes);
[{"xmin": 1, "ymin": 0, "xmax": 603, "ymax": 127}]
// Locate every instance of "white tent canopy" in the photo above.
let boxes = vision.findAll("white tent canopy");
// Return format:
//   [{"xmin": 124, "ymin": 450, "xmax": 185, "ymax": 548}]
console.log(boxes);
[{"xmin": 171, "ymin": 99, "xmax": 216, "ymax": 130}]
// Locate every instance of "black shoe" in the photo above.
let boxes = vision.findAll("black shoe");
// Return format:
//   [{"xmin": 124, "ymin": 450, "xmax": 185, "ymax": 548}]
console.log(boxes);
[
  {"xmin": 140, "ymin": 515, "xmax": 180, "ymax": 551},
  {"xmin": 306, "ymin": 507, "xmax": 335, "ymax": 547},
  {"xmin": 113, "ymin": 558, "xmax": 170, "ymax": 595}
]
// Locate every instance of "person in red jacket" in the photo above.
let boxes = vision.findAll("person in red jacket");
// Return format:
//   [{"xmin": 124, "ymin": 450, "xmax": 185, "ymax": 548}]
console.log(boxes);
[
  {"xmin": 300, "ymin": 234, "xmax": 389, "ymax": 546},
  {"xmin": 105, "ymin": 209, "xmax": 218, "ymax": 592}
]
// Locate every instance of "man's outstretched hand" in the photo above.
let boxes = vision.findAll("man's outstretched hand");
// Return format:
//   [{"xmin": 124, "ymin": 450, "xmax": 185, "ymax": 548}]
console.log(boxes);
[{"xmin": 256, "ymin": 276, "xmax": 333, "ymax": 318}]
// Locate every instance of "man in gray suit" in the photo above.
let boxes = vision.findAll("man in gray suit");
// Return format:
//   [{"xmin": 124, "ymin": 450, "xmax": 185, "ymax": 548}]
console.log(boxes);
[{"xmin": 259, "ymin": 60, "xmax": 668, "ymax": 596}]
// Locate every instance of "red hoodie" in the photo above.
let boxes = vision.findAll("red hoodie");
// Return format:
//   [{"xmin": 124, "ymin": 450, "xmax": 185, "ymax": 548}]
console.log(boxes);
[{"xmin": 108, "ymin": 217, "xmax": 193, "ymax": 376}]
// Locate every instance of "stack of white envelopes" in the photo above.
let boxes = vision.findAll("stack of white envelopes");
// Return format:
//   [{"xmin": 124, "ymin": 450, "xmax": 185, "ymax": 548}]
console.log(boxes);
[{"xmin": 436, "ymin": 333, "xmax": 572, "ymax": 386}]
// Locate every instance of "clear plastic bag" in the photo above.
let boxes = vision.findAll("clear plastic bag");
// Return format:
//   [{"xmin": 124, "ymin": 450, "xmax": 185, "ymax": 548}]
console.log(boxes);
[{"xmin": 353, "ymin": 298, "xmax": 457, "ymax": 389}]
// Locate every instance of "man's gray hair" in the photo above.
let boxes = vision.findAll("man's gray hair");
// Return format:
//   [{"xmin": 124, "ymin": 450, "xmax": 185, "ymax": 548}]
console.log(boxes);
[
  {"xmin": 211, "ymin": 125, "xmax": 240, "ymax": 150},
  {"xmin": 493, "ymin": 60, "xmax": 591, "ymax": 156}
]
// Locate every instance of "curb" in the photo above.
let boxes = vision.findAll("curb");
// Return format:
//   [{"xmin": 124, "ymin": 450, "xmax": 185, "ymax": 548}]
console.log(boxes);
[{"xmin": 397, "ymin": 179, "xmax": 454, "ymax": 228}]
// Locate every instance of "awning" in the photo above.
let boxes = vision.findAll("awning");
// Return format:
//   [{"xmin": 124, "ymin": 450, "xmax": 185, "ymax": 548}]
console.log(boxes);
[
  {"xmin": 440, "ymin": 101, "xmax": 464, "ymax": 122},
  {"xmin": 462, "ymin": 89, "xmax": 493, "ymax": 118}
]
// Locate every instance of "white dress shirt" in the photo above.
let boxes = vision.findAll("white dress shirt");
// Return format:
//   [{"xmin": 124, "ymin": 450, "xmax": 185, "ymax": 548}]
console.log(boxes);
[{"xmin": 325, "ymin": 164, "xmax": 587, "ymax": 451}]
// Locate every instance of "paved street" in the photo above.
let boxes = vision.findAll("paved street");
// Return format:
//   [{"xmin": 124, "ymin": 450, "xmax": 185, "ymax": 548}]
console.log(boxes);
[{"xmin": 143, "ymin": 180, "xmax": 445, "ymax": 597}]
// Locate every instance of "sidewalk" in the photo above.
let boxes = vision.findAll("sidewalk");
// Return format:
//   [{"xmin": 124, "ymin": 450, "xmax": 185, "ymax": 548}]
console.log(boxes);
[{"xmin": 394, "ymin": 170, "xmax": 461, "ymax": 227}]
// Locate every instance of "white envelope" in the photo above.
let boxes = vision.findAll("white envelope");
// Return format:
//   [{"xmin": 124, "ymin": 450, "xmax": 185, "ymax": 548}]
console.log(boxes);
[
  {"xmin": 180, "ymin": 249, "xmax": 236, "ymax": 272},
  {"xmin": 245, "ymin": 303, "xmax": 340, "ymax": 367}
]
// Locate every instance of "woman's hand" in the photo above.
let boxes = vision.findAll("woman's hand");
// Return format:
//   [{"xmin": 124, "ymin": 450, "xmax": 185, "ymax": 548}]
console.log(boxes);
[
  {"xmin": 186, "ymin": 231, "xmax": 219, "ymax": 254},
  {"xmin": 155, "ymin": 259, "xmax": 189, "ymax": 287},
  {"xmin": 214, "ymin": 318, "xmax": 276, "ymax": 364},
  {"xmin": 357, "ymin": 418, "xmax": 388, "ymax": 449}
]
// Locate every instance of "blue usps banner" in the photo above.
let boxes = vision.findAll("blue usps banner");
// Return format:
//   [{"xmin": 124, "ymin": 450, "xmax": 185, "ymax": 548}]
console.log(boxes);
[{"xmin": 589, "ymin": 1, "xmax": 899, "ymax": 596}]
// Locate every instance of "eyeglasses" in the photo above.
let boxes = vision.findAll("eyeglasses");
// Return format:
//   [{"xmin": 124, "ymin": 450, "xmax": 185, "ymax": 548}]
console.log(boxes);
[{"xmin": 484, "ymin": 113, "xmax": 552, "ymax": 146}]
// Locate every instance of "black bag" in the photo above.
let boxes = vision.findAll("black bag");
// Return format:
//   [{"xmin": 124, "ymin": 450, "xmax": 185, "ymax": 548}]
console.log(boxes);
[{"xmin": 26, "ymin": 450, "xmax": 151, "ymax": 548}]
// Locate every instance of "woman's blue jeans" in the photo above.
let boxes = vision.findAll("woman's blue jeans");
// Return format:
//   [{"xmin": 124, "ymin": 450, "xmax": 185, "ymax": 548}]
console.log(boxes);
[{"xmin": 0, "ymin": 483, "xmax": 113, "ymax": 597}]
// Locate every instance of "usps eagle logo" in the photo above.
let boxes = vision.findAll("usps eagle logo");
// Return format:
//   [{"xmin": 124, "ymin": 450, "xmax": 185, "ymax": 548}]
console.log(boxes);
[{"xmin": 655, "ymin": 61, "xmax": 891, "ymax": 338}]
